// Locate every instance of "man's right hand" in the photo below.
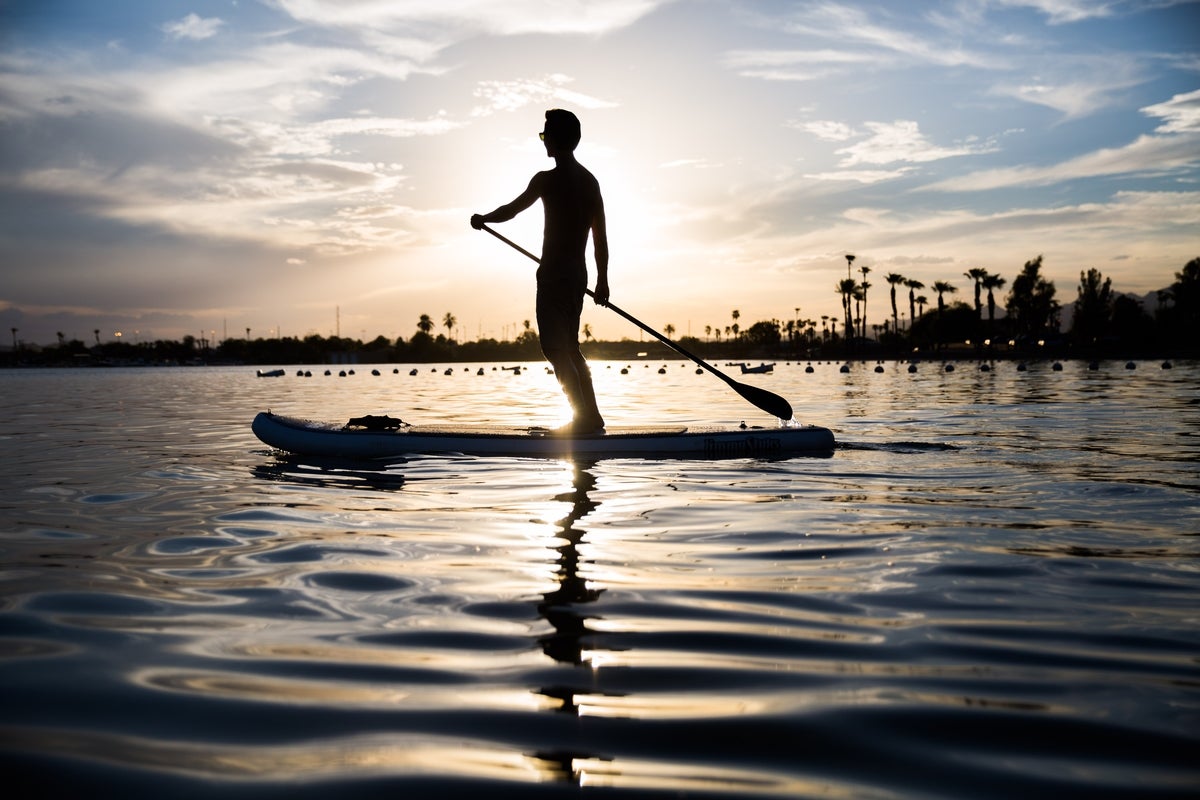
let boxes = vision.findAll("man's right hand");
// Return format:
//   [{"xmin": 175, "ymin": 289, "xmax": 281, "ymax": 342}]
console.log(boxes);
[{"xmin": 470, "ymin": 214, "xmax": 485, "ymax": 230}]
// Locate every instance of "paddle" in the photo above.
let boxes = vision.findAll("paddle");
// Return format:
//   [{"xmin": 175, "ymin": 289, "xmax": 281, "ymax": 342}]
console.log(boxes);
[{"xmin": 478, "ymin": 224, "xmax": 794, "ymax": 421}]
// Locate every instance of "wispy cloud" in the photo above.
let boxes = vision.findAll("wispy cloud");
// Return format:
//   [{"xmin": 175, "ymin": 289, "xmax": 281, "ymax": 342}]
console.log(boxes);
[
  {"xmin": 924, "ymin": 89, "xmax": 1200, "ymax": 190},
  {"xmin": 790, "ymin": 119, "xmax": 856, "ymax": 141},
  {"xmin": 721, "ymin": 48, "xmax": 876, "ymax": 81},
  {"xmin": 835, "ymin": 121, "xmax": 999, "ymax": 166},
  {"xmin": 162, "ymin": 13, "xmax": 225, "ymax": 41},
  {"xmin": 776, "ymin": 2, "xmax": 1002, "ymax": 68},
  {"xmin": 271, "ymin": 0, "xmax": 673, "ymax": 36},
  {"xmin": 471, "ymin": 75, "xmax": 617, "ymax": 116},
  {"xmin": 989, "ymin": 51, "xmax": 1149, "ymax": 118}
]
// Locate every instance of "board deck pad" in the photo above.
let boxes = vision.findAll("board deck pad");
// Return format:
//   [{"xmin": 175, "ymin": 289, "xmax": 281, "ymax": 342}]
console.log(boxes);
[
  {"xmin": 418, "ymin": 424, "xmax": 689, "ymax": 438},
  {"xmin": 253, "ymin": 412, "xmax": 835, "ymax": 459}
]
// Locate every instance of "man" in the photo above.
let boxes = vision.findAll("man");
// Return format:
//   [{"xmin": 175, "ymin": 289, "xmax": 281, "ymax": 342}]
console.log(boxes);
[{"xmin": 471, "ymin": 109, "xmax": 610, "ymax": 433}]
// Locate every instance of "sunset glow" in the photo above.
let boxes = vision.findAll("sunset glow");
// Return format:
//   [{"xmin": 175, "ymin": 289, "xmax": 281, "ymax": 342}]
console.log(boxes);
[{"xmin": 2, "ymin": 1, "xmax": 1197, "ymax": 346}]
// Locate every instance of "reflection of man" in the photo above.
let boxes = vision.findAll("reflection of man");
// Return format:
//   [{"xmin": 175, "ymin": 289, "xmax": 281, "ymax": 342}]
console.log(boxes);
[
  {"xmin": 538, "ymin": 464, "xmax": 601, "ymax": 667},
  {"xmin": 471, "ymin": 109, "xmax": 609, "ymax": 433}
]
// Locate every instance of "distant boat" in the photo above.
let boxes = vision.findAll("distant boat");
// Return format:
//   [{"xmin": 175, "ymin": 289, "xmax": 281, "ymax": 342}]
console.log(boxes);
[
  {"xmin": 256, "ymin": 368, "xmax": 285, "ymax": 378},
  {"xmin": 739, "ymin": 362, "xmax": 774, "ymax": 374}
]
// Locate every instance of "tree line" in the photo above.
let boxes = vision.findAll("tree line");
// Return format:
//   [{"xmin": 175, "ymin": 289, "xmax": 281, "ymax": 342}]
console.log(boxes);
[
  {"xmin": 817, "ymin": 254, "xmax": 1197, "ymax": 357},
  {"xmin": 7, "ymin": 256, "xmax": 1197, "ymax": 366}
]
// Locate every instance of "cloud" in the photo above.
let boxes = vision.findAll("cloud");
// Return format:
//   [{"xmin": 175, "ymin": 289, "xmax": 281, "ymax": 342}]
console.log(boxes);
[
  {"xmin": 721, "ymin": 48, "xmax": 876, "ymax": 81},
  {"xmin": 271, "ymin": 0, "xmax": 672, "ymax": 36},
  {"xmin": 992, "ymin": 1, "xmax": 1121, "ymax": 25},
  {"xmin": 803, "ymin": 168, "xmax": 915, "ymax": 184},
  {"xmin": 791, "ymin": 120, "xmax": 856, "ymax": 141},
  {"xmin": 836, "ymin": 121, "xmax": 999, "ymax": 166},
  {"xmin": 162, "ymin": 13, "xmax": 225, "ymax": 41},
  {"xmin": 1143, "ymin": 87, "xmax": 1200, "ymax": 133},
  {"xmin": 924, "ymin": 89, "xmax": 1200, "ymax": 191},
  {"xmin": 990, "ymin": 52, "xmax": 1149, "ymax": 118},
  {"xmin": 471, "ymin": 75, "xmax": 617, "ymax": 116},
  {"xmin": 775, "ymin": 2, "xmax": 1002, "ymax": 69}
]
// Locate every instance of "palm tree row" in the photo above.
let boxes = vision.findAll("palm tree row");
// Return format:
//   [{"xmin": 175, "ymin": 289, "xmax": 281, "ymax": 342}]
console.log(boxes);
[{"xmin": 837, "ymin": 263, "xmax": 1009, "ymax": 343}]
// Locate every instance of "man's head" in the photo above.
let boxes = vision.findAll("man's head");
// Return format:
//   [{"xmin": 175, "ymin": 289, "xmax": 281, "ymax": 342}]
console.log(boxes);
[{"xmin": 542, "ymin": 109, "xmax": 581, "ymax": 152}]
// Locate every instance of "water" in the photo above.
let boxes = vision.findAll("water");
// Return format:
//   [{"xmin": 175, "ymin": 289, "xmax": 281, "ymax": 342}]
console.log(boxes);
[{"xmin": 1, "ymin": 360, "xmax": 1197, "ymax": 798}]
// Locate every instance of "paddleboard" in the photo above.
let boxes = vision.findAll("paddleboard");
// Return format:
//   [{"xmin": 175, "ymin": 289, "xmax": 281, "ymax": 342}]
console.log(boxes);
[{"xmin": 252, "ymin": 411, "xmax": 835, "ymax": 459}]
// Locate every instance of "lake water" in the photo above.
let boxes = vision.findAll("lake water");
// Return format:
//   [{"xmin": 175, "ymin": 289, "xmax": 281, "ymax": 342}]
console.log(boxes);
[{"xmin": 1, "ymin": 360, "xmax": 1197, "ymax": 798}]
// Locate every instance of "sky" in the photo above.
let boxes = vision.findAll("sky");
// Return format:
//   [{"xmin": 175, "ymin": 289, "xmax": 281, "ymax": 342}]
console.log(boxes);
[{"xmin": 1, "ymin": 0, "xmax": 1198, "ymax": 347}]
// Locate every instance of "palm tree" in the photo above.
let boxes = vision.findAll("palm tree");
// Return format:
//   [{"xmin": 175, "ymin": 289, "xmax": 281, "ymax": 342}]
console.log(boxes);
[
  {"xmin": 916, "ymin": 295, "xmax": 928, "ymax": 319},
  {"xmin": 932, "ymin": 281, "xmax": 957, "ymax": 350},
  {"xmin": 982, "ymin": 273, "xmax": 1007, "ymax": 332},
  {"xmin": 583, "ymin": 323, "xmax": 593, "ymax": 342},
  {"xmin": 905, "ymin": 279, "xmax": 925, "ymax": 330},
  {"xmin": 933, "ymin": 281, "xmax": 957, "ymax": 318},
  {"xmin": 705, "ymin": 324, "xmax": 712, "ymax": 341},
  {"xmin": 859, "ymin": 265, "xmax": 871, "ymax": 339},
  {"xmin": 730, "ymin": 309, "xmax": 740, "ymax": 339},
  {"xmin": 836, "ymin": 278, "xmax": 857, "ymax": 342},
  {"xmin": 886, "ymin": 273, "xmax": 906, "ymax": 335},
  {"xmin": 417, "ymin": 314, "xmax": 434, "ymax": 335},
  {"xmin": 845, "ymin": 253, "xmax": 856, "ymax": 279},
  {"xmin": 664, "ymin": 323, "xmax": 675, "ymax": 338},
  {"xmin": 94, "ymin": 329, "xmax": 100, "ymax": 346},
  {"xmin": 443, "ymin": 312, "xmax": 456, "ymax": 341},
  {"xmin": 964, "ymin": 268, "xmax": 988, "ymax": 320}
]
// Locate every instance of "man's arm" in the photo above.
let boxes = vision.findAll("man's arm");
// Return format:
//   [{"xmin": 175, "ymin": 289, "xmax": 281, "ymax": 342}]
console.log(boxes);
[
  {"xmin": 471, "ymin": 174, "xmax": 543, "ymax": 229},
  {"xmin": 591, "ymin": 191, "xmax": 610, "ymax": 305}
]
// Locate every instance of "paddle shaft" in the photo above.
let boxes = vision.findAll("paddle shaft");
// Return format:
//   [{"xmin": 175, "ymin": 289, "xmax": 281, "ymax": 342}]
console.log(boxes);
[{"xmin": 478, "ymin": 224, "xmax": 793, "ymax": 420}]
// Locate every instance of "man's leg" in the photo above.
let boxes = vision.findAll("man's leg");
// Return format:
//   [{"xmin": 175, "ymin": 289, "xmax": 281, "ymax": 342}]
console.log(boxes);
[{"xmin": 567, "ymin": 350, "xmax": 603, "ymax": 429}]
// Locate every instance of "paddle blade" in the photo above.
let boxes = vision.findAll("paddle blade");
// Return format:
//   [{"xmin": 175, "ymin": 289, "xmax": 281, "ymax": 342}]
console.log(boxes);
[{"xmin": 734, "ymin": 381, "xmax": 793, "ymax": 421}]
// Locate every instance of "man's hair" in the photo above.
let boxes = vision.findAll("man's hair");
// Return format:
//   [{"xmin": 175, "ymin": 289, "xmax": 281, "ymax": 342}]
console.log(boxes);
[{"xmin": 544, "ymin": 109, "xmax": 581, "ymax": 151}]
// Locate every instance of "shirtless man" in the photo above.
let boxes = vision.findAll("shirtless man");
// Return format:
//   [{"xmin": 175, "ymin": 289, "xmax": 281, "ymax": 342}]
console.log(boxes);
[{"xmin": 471, "ymin": 109, "xmax": 610, "ymax": 433}]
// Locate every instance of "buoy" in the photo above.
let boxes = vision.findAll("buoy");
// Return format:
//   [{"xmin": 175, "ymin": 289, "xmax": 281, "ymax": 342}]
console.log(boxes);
[
  {"xmin": 371, "ymin": 369, "xmax": 380, "ymax": 376},
  {"xmin": 1162, "ymin": 361, "xmax": 1173, "ymax": 369},
  {"xmin": 944, "ymin": 363, "xmax": 955, "ymax": 372},
  {"xmin": 658, "ymin": 367, "xmax": 666, "ymax": 374},
  {"xmin": 839, "ymin": 364, "xmax": 850, "ymax": 373},
  {"xmin": 393, "ymin": 368, "xmax": 399, "ymax": 374},
  {"xmin": 444, "ymin": 368, "xmax": 453, "ymax": 375},
  {"xmin": 1016, "ymin": 362, "xmax": 1027, "ymax": 372},
  {"xmin": 874, "ymin": 365, "xmax": 884, "ymax": 373},
  {"xmin": 324, "ymin": 369, "xmax": 332, "ymax": 376},
  {"xmin": 980, "ymin": 363, "xmax": 991, "ymax": 372},
  {"xmin": 620, "ymin": 368, "xmax": 629, "ymax": 374},
  {"xmin": 477, "ymin": 368, "xmax": 484, "ymax": 375},
  {"xmin": 338, "ymin": 370, "xmax": 347, "ymax": 377},
  {"xmin": 696, "ymin": 368, "xmax": 703, "ymax": 374},
  {"xmin": 907, "ymin": 363, "xmax": 917, "ymax": 373},
  {"xmin": 1125, "ymin": 361, "xmax": 1136, "ymax": 370},
  {"xmin": 1088, "ymin": 361, "xmax": 1099, "ymax": 371},
  {"xmin": 805, "ymin": 364, "xmax": 814, "ymax": 374},
  {"xmin": 1052, "ymin": 362, "xmax": 1063, "ymax": 371},
  {"xmin": 409, "ymin": 368, "xmax": 418, "ymax": 376}
]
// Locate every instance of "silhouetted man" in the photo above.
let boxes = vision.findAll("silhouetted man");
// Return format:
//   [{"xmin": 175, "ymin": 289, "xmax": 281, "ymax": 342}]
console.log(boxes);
[{"xmin": 472, "ymin": 109, "xmax": 609, "ymax": 433}]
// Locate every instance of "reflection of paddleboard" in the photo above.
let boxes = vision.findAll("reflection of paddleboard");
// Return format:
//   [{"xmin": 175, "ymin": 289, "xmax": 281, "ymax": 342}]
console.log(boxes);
[{"xmin": 252, "ymin": 412, "xmax": 835, "ymax": 459}]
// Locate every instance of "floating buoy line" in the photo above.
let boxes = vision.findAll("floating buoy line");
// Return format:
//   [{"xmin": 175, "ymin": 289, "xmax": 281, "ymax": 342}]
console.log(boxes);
[{"xmin": 263, "ymin": 358, "xmax": 1176, "ymax": 378}]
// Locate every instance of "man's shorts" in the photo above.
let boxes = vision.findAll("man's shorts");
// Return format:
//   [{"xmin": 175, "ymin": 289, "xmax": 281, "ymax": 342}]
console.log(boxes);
[{"xmin": 536, "ymin": 263, "xmax": 587, "ymax": 355}]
